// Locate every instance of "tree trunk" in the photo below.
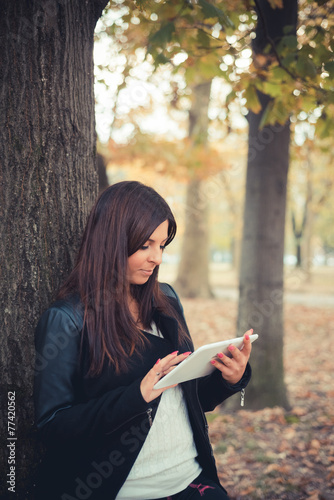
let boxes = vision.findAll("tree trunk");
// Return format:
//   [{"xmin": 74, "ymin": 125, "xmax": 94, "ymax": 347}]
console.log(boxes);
[
  {"xmin": 237, "ymin": 0, "xmax": 298, "ymax": 409},
  {"xmin": 301, "ymin": 152, "xmax": 313, "ymax": 280},
  {"xmin": 0, "ymin": 0, "xmax": 107, "ymax": 497},
  {"xmin": 292, "ymin": 205, "xmax": 307, "ymax": 268},
  {"xmin": 174, "ymin": 81, "xmax": 213, "ymax": 298},
  {"xmin": 174, "ymin": 177, "xmax": 213, "ymax": 297},
  {"xmin": 237, "ymin": 108, "xmax": 290, "ymax": 409}
]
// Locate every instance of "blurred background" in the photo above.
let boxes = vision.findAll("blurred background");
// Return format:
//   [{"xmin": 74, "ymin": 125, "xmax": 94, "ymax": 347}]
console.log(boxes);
[
  {"xmin": 93, "ymin": 2, "xmax": 334, "ymax": 303},
  {"xmin": 90, "ymin": 5, "xmax": 334, "ymax": 497}
]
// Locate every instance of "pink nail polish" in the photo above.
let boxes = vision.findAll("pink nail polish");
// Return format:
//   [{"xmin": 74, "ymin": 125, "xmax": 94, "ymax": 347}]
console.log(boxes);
[
  {"xmin": 228, "ymin": 345, "xmax": 235, "ymax": 351},
  {"xmin": 171, "ymin": 351, "xmax": 178, "ymax": 355},
  {"xmin": 210, "ymin": 359, "xmax": 216, "ymax": 365},
  {"xmin": 245, "ymin": 334, "xmax": 250, "ymax": 340},
  {"xmin": 183, "ymin": 351, "xmax": 191, "ymax": 356},
  {"xmin": 217, "ymin": 352, "xmax": 224, "ymax": 358},
  {"xmin": 155, "ymin": 358, "xmax": 160, "ymax": 365}
]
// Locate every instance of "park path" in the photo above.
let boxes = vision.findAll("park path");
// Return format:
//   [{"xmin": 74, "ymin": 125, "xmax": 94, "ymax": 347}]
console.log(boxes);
[{"xmin": 214, "ymin": 286, "xmax": 334, "ymax": 308}]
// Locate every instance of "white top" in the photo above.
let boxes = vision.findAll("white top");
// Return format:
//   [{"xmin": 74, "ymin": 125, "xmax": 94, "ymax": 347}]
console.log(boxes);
[{"xmin": 116, "ymin": 325, "xmax": 202, "ymax": 500}]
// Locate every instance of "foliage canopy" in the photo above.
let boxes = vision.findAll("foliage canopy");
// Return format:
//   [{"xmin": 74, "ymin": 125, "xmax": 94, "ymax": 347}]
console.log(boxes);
[{"xmin": 97, "ymin": 0, "xmax": 334, "ymax": 137}]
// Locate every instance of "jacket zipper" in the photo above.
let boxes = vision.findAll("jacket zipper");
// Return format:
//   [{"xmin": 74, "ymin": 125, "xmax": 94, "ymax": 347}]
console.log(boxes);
[
  {"xmin": 240, "ymin": 388, "xmax": 245, "ymax": 407},
  {"xmin": 147, "ymin": 407, "xmax": 153, "ymax": 427}
]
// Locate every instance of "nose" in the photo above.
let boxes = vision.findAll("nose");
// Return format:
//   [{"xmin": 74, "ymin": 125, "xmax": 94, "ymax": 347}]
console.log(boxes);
[{"xmin": 149, "ymin": 246, "xmax": 163, "ymax": 266}]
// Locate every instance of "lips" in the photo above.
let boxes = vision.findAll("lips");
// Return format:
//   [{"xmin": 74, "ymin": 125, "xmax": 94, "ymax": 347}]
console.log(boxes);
[{"xmin": 141, "ymin": 269, "xmax": 154, "ymax": 275}]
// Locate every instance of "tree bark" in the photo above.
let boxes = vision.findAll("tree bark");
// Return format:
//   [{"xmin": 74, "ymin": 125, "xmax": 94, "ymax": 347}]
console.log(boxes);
[
  {"xmin": 174, "ymin": 81, "xmax": 213, "ymax": 298},
  {"xmin": 0, "ymin": 0, "xmax": 108, "ymax": 496},
  {"xmin": 237, "ymin": 0, "xmax": 298, "ymax": 409}
]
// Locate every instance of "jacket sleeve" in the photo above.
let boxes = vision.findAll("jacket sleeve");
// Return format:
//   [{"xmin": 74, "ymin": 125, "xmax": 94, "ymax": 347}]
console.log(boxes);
[
  {"xmin": 197, "ymin": 362, "xmax": 252, "ymax": 412},
  {"xmin": 33, "ymin": 304, "xmax": 150, "ymax": 443}
]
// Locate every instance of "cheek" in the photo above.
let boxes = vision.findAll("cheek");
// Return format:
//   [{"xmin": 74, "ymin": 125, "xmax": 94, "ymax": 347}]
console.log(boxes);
[{"xmin": 128, "ymin": 253, "xmax": 144, "ymax": 271}]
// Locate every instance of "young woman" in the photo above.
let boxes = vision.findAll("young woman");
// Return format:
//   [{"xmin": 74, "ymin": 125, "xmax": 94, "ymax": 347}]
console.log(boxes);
[{"xmin": 34, "ymin": 181, "xmax": 252, "ymax": 500}]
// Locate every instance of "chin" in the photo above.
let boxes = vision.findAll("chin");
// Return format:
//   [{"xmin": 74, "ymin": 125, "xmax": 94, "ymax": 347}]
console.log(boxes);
[{"xmin": 131, "ymin": 277, "xmax": 150, "ymax": 286}]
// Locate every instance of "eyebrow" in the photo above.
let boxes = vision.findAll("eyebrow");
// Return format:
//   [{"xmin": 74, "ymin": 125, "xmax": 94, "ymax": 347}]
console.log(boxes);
[{"xmin": 147, "ymin": 237, "xmax": 168, "ymax": 243}]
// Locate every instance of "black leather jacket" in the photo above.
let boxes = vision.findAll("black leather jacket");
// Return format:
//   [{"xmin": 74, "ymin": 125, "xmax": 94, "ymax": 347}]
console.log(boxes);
[{"xmin": 34, "ymin": 283, "xmax": 251, "ymax": 500}]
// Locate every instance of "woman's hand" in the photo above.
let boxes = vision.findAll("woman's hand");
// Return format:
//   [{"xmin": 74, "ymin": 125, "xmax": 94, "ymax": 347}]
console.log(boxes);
[
  {"xmin": 140, "ymin": 351, "xmax": 191, "ymax": 403},
  {"xmin": 210, "ymin": 329, "xmax": 253, "ymax": 385}
]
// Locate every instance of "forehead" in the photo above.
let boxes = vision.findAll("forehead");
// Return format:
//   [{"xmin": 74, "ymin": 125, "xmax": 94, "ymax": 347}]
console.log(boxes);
[{"xmin": 147, "ymin": 220, "xmax": 169, "ymax": 241}]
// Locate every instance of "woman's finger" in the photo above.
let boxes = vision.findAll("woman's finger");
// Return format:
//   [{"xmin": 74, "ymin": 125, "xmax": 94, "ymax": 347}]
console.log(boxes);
[
  {"xmin": 148, "ymin": 351, "xmax": 190, "ymax": 383},
  {"xmin": 157, "ymin": 351, "xmax": 191, "ymax": 374}
]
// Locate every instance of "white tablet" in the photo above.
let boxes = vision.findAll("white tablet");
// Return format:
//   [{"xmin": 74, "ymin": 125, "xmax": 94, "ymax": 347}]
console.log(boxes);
[{"xmin": 154, "ymin": 334, "xmax": 258, "ymax": 389}]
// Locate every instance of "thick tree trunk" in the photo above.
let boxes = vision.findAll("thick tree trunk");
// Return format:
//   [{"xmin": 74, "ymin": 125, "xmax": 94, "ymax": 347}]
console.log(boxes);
[
  {"xmin": 237, "ymin": 105, "xmax": 290, "ymax": 409},
  {"xmin": 174, "ymin": 81, "xmax": 213, "ymax": 298},
  {"xmin": 237, "ymin": 0, "xmax": 298, "ymax": 409},
  {"xmin": 0, "ymin": 0, "xmax": 107, "ymax": 497}
]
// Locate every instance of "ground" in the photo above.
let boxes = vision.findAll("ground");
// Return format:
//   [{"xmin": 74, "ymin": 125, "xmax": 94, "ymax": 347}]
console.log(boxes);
[{"xmin": 180, "ymin": 298, "xmax": 334, "ymax": 500}]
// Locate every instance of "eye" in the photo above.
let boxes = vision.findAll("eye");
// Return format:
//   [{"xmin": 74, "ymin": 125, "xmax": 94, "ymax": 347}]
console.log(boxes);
[
  {"xmin": 160, "ymin": 245, "xmax": 166, "ymax": 251},
  {"xmin": 141, "ymin": 245, "xmax": 149, "ymax": 250}
]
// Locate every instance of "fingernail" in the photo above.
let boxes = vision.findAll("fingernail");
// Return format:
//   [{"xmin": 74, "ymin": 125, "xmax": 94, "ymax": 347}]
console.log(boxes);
[
  {"xmin": 210, "ymin": 359, "xmax": 216, "ymax": 365},
  {"xmin": 217, "ymin": 352, "xmax": 224, "ymax": 358},
  {"xmin": 228, "ymin": 345, "xmax": 235, "ymax": 351},
  {"xmin": 171, "ymin": 351, "xmax": 178, "ymax": 355},
  {"xmin": 155, "ymin": 358, "xmax": 160, "ymax": 365},
  {"xmin": 249, "ymin": 329, "xmax": 253, "ymax": 333},
  {"xmin": 183, "ymin": 351, "xmax": 191, "ymax": 356},
  {"xmin": 245, "ymin": 334, "xmax": 250, "ymax": 340}
]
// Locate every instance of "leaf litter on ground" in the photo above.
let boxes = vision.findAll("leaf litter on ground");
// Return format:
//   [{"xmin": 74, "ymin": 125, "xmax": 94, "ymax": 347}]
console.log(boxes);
[{"xmin": 182, "ymin": 299, "xmax": 334, "ymax": 500}]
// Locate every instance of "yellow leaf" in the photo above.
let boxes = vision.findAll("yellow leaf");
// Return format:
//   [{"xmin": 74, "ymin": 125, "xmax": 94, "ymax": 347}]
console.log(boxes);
[{"xmin": 244, "ymin": 85, "xmax": 262, "ymax": 114}]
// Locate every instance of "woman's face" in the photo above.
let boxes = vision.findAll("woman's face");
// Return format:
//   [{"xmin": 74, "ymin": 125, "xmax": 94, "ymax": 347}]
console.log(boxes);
[{"xmin": 127, "ymin": 220, "xmax": 169, "ymax": 285}]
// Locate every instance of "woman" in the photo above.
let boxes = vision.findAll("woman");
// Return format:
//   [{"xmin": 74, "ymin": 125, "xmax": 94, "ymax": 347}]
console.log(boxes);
[{"xmin": 34, "ymin": 181, "xmax": 252, "ymax": 500}]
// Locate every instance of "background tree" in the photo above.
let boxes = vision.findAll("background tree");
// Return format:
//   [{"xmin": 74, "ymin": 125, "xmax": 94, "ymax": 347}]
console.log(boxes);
[
  {"xmin": 174, "ymin": 80, "xmax": 214, "ymax": 297},
  {"xmin": 288, "ymin": 135, "xmax": 334, "ymax": 273},
  {"xmin": 0, "ymin": 0, "xmax": 108, "ymax": 497},
  {"xmin": 236, "ymin": 0, "xmax": 297, "ymax": 410}
]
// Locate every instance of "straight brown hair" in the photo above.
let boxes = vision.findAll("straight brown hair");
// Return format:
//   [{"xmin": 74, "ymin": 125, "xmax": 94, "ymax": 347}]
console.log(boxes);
[{"xmin": 57, "ymin": 181, "xmax": 187, "ymax": 375}]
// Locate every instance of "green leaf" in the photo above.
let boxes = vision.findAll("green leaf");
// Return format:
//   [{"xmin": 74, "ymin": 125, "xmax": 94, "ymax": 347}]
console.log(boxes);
[
  {"xmin": 283, "ymin": 24, "xmax": 297, "ymax": 35},
  {"xmin": 282, "ymin": 35, "xmax": 298, "ymax": 49},
  {"xmin": 197, "ymin": 29, "xmax": 211, "ymax": 49},
  {"xmin": 324, "ymin": 61, "xmax": 334, "ymax": 78},
  {"xmin": 300, "ymin": 95, "xmax": 316, "ymax": 113},
  {"xmin": 198, "ymin": 58, "xmax": 221, "ymax": 79},
  {"xmin": 296, "ymin": 57, "xmax": 317, "ymax": 79},
  {"xmin": 312, "ymin": 44, "xmax": 333, "ymax": 66},
  {"xmin": 315, "ymin": 116, "xmax": 334, "ymax": 139},
  {"xmin": 154, "ymin": 53, "xmax": 171, "ymax": 66},
  {"xmin": 198, "ymin": 0, "xmax": 234, "ymax": 29},
  {"xmin": 262, "ymin": 81, "xmax": 283, "ymax": 98},
  {"xmin": 277, "ymin": 35, "xmax": 298, "ymax": 55},
  {"xmin": 148, "ymin": 22, "xmax": 175, "ymax": 48},
  {"xmin": 281, "ymin": 53, "xmax": 298, "ymax": 68},
  {"xmin": 271, "ymin": 99, "xmax": 289, "ymax": 125},
  {"xmin": 270, "ymin": 66, "xmax": 290, "ymax": 82},
  {"xmin": 258, "ymin": 101, "xmax": 273, "ymax": 128}
]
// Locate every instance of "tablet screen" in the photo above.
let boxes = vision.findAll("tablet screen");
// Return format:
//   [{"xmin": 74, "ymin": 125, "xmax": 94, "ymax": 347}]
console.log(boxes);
[{"xmin": 154, "ymin": 334, "xmax": 258, "ymax": 389}]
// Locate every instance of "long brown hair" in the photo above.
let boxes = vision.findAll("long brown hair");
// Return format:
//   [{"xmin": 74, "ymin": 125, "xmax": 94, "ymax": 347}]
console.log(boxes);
[{"xmin": 57, "ymin": 181, "xmax": 186, "ymax": 375}]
